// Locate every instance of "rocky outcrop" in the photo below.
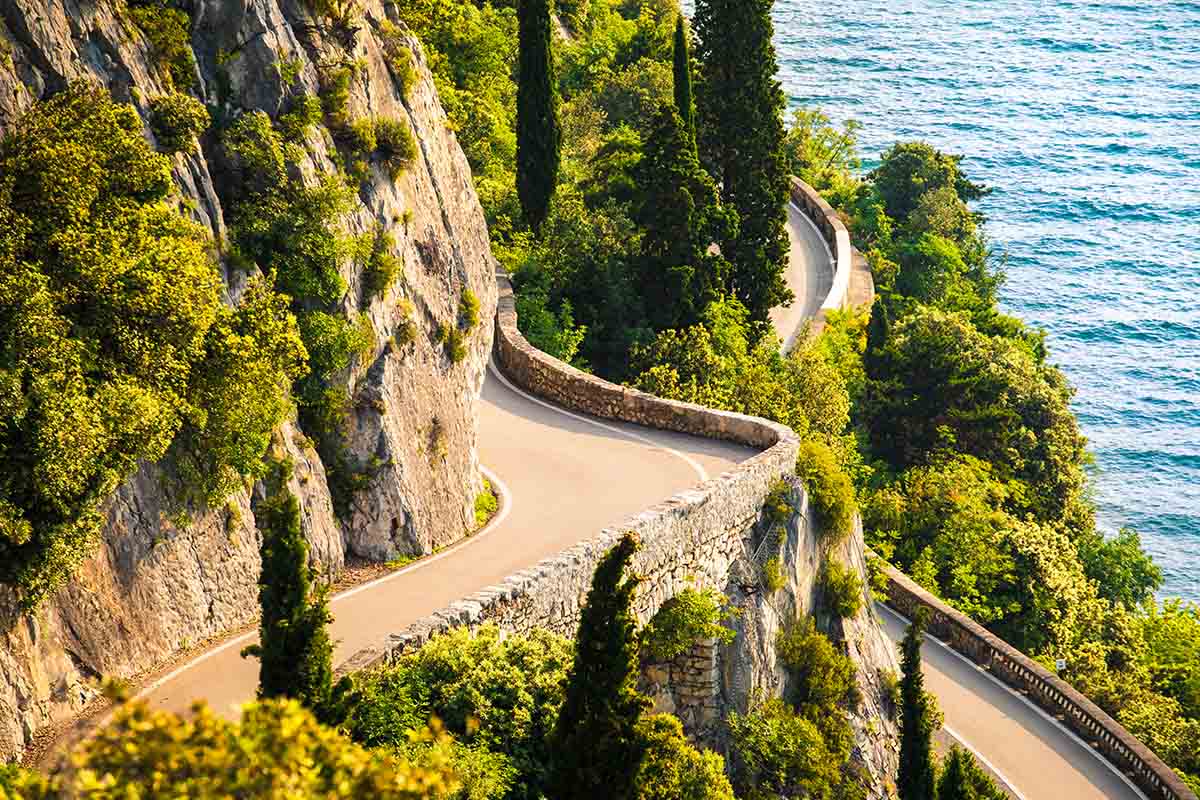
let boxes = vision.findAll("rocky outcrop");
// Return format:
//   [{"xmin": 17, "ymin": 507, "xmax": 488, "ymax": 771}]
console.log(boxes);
[
  {"xmin": 639, "ymin": 480, "xmax": 900, "ymax": 799},
  {"xmin": 0, "ymin": 0, "xmax": 496, "ymax": 758}
]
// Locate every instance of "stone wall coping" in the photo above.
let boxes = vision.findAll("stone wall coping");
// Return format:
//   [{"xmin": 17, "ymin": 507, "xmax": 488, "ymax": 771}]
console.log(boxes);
[{"xmin": 878, "ymin": 555, "xmax": 1197, "ymax": 800}]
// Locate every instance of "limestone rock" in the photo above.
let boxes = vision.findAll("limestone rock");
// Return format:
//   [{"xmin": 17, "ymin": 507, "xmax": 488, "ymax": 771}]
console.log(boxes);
[{"xmin": 0, "ymin": 0, "xmax": 495, "ymax": 758}]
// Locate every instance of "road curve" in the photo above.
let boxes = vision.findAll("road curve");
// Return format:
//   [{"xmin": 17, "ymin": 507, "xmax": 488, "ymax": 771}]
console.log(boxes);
[
  {"xmin": 773, "ymin": 201, "xmax": 1147, "ymax": 800},
  {"xmin": 135, "ymin": 362, "xmax": 755, "ymax": 718},
  {"xmin": 877, "ymin": 605, "xmax": 1143, "ymax": 800},
  {"xmin": 771, "ymin": 201, "xmax": 834, "ymax": 351}
]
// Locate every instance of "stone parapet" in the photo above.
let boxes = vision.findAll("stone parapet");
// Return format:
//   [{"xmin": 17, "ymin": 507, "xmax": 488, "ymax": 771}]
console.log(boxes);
[
  {"xmin": 790, "ymin": 177, "xmax": 874, "ymax": 336},
  {"xmin": 878, "ymin": 558, "xmax": 1197, "ymax": 800}
]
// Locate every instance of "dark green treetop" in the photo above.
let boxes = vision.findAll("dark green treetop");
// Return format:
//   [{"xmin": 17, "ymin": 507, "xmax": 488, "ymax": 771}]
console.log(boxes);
[
  {"xmin": 693, "ymin": 0, "xmax": 793, "ymax": 324},
  {"xmin": 898, "ymin": 610, "xmax": 938, "ymax": 800},
  {"xmin": 242, "ymin": 467, "xmax": 352, "ymax": 726},
  {"xmin": 672, "ymin": 15, "xmax": 696, "ymax": 147},
  {"xmin": 516, "ymin": 0, "xmax": 561, "ymax": 233},
  {"xmin": 634, "ymin": 105, "xmax": 734, "ymax": 331},
  {"xmin": 936, "ymin": 745, "xmax": 1007, "ymax": 800},
  {"xmin": 547, "ymin": 533, "xmax": 651, "ymax": 800}
]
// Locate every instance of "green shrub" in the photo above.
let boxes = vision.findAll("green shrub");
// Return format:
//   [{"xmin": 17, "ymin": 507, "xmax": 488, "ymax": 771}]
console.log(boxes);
[
  {"xmin": 276, "ymin": 94, "xmax": 322, "ymax": 142},
  {"xmin": 375, "ymin": 116, "xmax": 418, "ymax": 179},
  {"xmin": 127, "ymin": 0, "xmax": 195, "ymax": 90},
  {"xmin": 879, "ymin": 667, "xmax": 901, "ymax": 718},
  {"xmin": 821, "ymin": 558, "xmax": 865, "ymax": 619},
  {"xmin": 394, "ymin": 298, "xmax": 418, "ymax": 348},
  {"xmin": 148, "ymin": 91, "xmax": 209, "ymax": 153},
  {"xmin": 309, "ymin": 0, "xmax": 363, "ymax": 29},
  {"xmin": 762, "ymin": 557, "xmax": 786, "ymax": 593},
  {"xmin": 641, "ymin": 587, "xmax": 738, "ymax": 662},
  {"xmin": 763, "ymin": 477, "xmax": 794, "ymax": 527},
  {"xmin": 459, "ymin": 288, "xmax": 481, "ymax": 330},
  {"xmin": 23, "ymin": 699, "xmax": 457, "ymax": 798},
  {"xmin": 726, "ymin": 696, "xmax": 848, "ymax": 800},
  {"xmin": 347, "ymin": 625, "xmax": 572, "ymax": 800},
  {"xmin": 776, "ymin": 616, "xmax": 860, "ymax": 711},
  {"xmin": 795, "ymin": 439, "xmax": 856, "ymax": 544},
  {"xmin": 348, "ymin": 116, "xmax": 378, "ymax": 153},
  {"xmin": 443, "ymin": 325, "xmax": 468, "ymax": 364},
  {"xmin": 361, "ymin": 228, "xmax": 402, "ymax": 302},
  {"xmin": 320, "ymin": 65, "xmax": 354, "ymax": 129},
  {"xmin": 379, "ymin": 21, "xmax": 418, "ymax": 97},
  {"xmin": 474, "ymin": 479, "xmax": 498, "ymax": 528},
  {"xmin": 634, "ymin": 714, "xmax": 735, "ymax": 800}
]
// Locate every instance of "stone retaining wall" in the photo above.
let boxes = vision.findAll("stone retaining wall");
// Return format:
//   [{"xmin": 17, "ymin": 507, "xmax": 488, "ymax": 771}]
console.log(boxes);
[
  {"xmin": 879, "ymin": 559, "xmax": 1197, "ymax": 800},
  {"xmin": 790, "ymin": 177, "xmax": 874, "ymax": 336},
  {"xmin": 339, "ymin": 274, "xmax": 801, "ymax": 672}
]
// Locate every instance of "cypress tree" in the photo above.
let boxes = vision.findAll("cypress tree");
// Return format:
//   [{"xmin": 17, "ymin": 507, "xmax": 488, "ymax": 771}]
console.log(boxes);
[
  {"xmin": 693, "ymin": 0, "xmax": 793, "ymax": 325},
  {"xmin": 936, "ymin": 746, "xmax": 1007, "ymax": 800},
  {"xmin": 898, "ymin": 609, "xmax": 938, "ymax": 800},
  {"xmin": 672, "ymin": 15, "xmax": 696, "ymax": 147},
  {"xmin": 547, "ymin": 533, "xmax": 650, "ymax": 800},
  {"xmin": 516, "ymin": 0, "xmax": 561, "ymax": 233},
  {"xmin": 242, "ymin": 469, "xmax": 352, "ymax": 726},
  {"xmin": 634, "ymin": 105, "xmax": 732, "ymax": 330}
]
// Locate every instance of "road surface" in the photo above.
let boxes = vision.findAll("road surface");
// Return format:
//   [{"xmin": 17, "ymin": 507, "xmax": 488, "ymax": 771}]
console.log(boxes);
[
  {"xmin": 138, "ymin": 364, "xmax": 755, "ymax": 717},
  {"xmin": 771, "ymin": 201, "xmax": 834, "ymax": 351}
]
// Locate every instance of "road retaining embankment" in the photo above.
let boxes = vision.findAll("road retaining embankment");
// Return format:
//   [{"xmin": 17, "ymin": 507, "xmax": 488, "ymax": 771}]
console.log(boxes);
[
  {"xmin": 341, "ymin": 275, "xmax": 801, "ymax": 671},
  {"xmin": 880, "ymin": 561, "xmax": 1197, "ymax": 800}
]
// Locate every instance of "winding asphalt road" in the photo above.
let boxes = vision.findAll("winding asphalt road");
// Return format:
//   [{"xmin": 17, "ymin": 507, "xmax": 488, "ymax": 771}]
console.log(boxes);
[{"xmin": 111, "ymin": 203, "xmax": 1143, "ymax": 800}]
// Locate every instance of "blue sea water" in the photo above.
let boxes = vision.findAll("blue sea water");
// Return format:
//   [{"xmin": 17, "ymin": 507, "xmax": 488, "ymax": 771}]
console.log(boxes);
[
  {"xmin": 738, "ymin": 1, "xmax": 1200, "ymax": 599},
  {"xmin": 763, "ymin": 0, "xmax": 1200, "ymax": 600}
]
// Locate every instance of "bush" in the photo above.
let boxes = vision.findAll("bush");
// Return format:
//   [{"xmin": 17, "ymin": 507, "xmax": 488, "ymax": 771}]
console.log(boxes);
[
  {"xmin": 21, "ymin": 698, "xmax": 458, "ymax": 798},
  {"xmin": 641, "ymin": 587, "xmax": 737, "ymax": 662},
  {"xmin": 445, "ymin": 325, "xmax": 468, "ymax": 364},
  {"xmin": 762, "ymin": 557, "xmax": 786, "ymax": 593},
  {"xmin": 148, "ymin": 91, "xmax": 209, "ymax": 153},
  {"xmin": 821, "ymin": 558, "xmax": 865, "ymax": 619},
  {"xmin": 379, "ymin": 21, "xmax": 418, "ymax": 97},
  {"xmin": 320, "ymin": 64, "xmax": 354, "ymax": 129},
  {"xmin": 795, "ymin": 439, "xmax": 856, "ymax": 544},
  {"xmin": 726, "ymin": 696, "xmax": 847, "ymax": 800},
  {"xmin": 394, "ymin": 298, "xmax": 418, "ymax": 348},
  {"xmin": 776, "ymin": 616, "xmax": 859, "ymax": 711},
  {"xmin": 362, "ymin": 227, "xmax": 403, "ymax": 301},
  {"xmin": 347, "ymin": 625, "xmax": 572, "ymax": 800},
  {"xmin": 127, "ymin": 0, "xmax": 195, "ymax": 90},
  {"xmin": 277, "ymin": 94, "xmax": 323, "ymax": 142},
  {"xmin": 634, "ymin": 714, "xmax": 735, "ymax": 800},
  {"xmin": 459, "ymin": 288, "xmax": 481, "ymax": 330},
  {"xmin": 475, "ymin": 479, "xmax": 499, "ymax": 528},
  {"xmin": 375, "ymin": 116, "xmax": 418, "ymax": 179},
  {"xmin": 0, "ymin": 87, "xmax": 300, "ymax": 609},
  {"xmin": 763, "ymin": 477, "xmax": 794, "ymax": 527}
]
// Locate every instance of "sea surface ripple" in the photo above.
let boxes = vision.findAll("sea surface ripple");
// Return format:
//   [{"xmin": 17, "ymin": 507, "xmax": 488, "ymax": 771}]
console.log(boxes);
[{"xmin": 764, "ymin": 0, "xmax": 1199, "ymax": 600}]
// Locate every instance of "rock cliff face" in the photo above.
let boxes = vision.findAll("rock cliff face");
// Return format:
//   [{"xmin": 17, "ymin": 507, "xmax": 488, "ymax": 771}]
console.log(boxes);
[{"xmin": 0, "ymin": 0, "xmax": 496, "ymax": 758}]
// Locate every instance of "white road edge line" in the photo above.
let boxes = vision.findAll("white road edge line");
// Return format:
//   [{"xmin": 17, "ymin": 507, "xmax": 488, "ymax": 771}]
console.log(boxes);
[
  {"xmin": 877, "ymin": 603, "xmax": 1148, "ymax": 800},
  {"xmin": 487, "ymin": 357, "xmax": 709, "ymax": 483},
  {"xmin": 941, "ymin": 724, "xmax": 1032, "ymax": 800},
  {"xmin": 789, "ymin": 200, "xmax": 835, "ymax": 270},
  {"xmin": 128, "ymin": 466, "xmax": 516, "ymax": 707}
]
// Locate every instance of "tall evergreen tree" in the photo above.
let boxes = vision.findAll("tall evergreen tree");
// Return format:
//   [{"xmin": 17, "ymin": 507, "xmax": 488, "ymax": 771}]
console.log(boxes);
[
  {"xmin": 693, "ymin": 0, "xmax": 793, "ymax": 325},
  {"xmin": 936, "ymin": 746, "xmax": 1007, "ymax": 800},
  {"xmin": 672, "ymin": 15, "xmax": 696, "ymax": 147},
  {"xmin": 898, "ymin": 610, "xmax": 938, "ymax": 800},
  {"xmin": 242, "ymin": 469, "xmax": 352, "ymax": 726},
  {"xmin": 516, "ymin": 0, "xmax": 561, "ymax": 233},
  {"xmin": 547, "ymin": 533, "xmax": 650, "ymax": 800},
  {"xmin": 634, "ymin": 105, "xmax": 733, "ymax": 330}
]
